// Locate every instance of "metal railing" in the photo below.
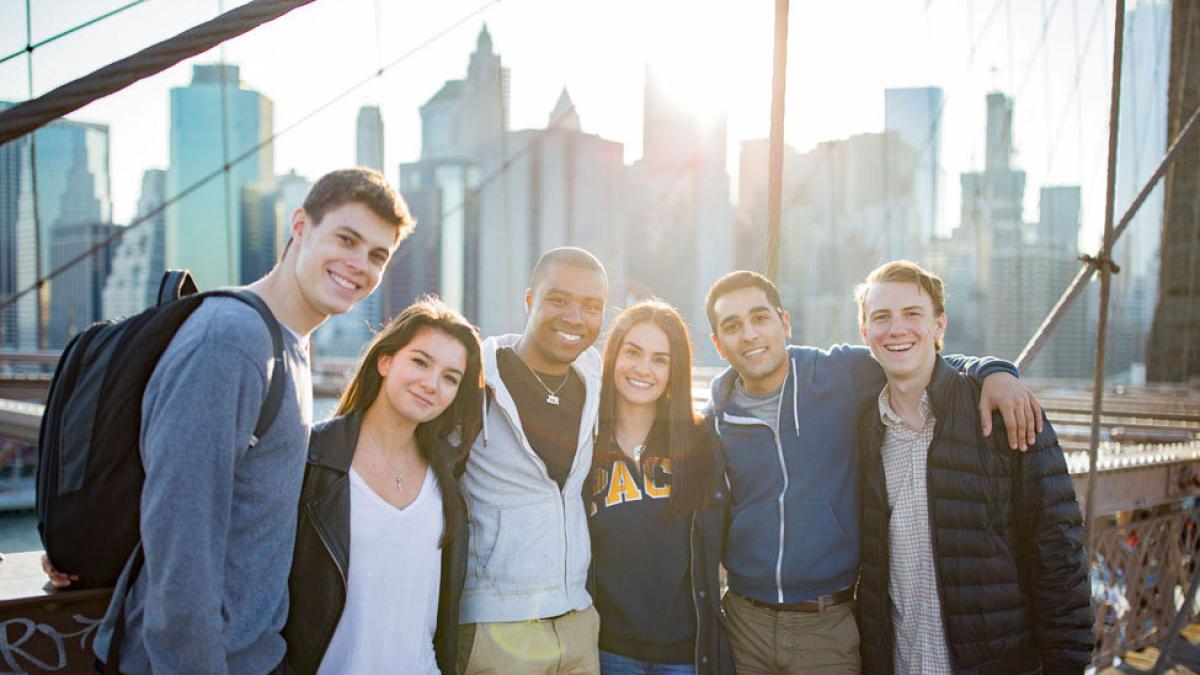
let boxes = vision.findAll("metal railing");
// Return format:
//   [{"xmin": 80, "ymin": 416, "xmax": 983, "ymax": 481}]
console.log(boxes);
[{"xmin": 1092, "ymin": 500, "xmax": 1200, "ymax": 666}]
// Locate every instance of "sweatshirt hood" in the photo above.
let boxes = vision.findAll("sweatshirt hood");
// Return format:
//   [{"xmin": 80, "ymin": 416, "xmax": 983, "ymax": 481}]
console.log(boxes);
[
  {"xmin": 479, "ymin": 334, "xmax": 602, "ymax": 445},
  {"xmin": 710, "ymin": 346, "xmax": 808, "ymax": 437}
]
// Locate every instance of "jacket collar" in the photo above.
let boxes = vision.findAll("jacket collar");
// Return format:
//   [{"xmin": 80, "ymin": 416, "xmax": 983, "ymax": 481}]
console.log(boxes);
[
  {"xmin": 308, "ymin": 410, "xmax": 363, "ymax": 473},
  {"xmin": 868, "ymin": 356, "xmax": 958, "ymax": 428},
  {"xmin": 925, "ymin": 355, "xmax": 960, "ymax": 421}
]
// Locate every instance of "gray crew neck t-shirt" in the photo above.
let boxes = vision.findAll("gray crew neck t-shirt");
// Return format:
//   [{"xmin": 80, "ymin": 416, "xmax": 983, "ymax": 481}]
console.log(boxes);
[{"xmin": 731, "ymin": 377, "xmax": 782, "ymax": 431}]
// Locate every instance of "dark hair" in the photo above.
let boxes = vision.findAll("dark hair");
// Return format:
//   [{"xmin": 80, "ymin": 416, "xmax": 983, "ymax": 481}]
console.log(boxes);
[
  {"xmin": 335, "ymin": 296, "xmax": 483, "ymax": 546},
  {"xmin": 529, "ymin": 246, "xmax": 608, "ymax": 292},
  {"xmin": 704, "ymin": 270, "xmax": 785, "ymax": 334},
  {"xmin": 596, "ymin": 299, "xmax": 713, "ymax": 517},
  {"xmin": 305, "ymin": 167, "xmax": 414, "ymax": 235},
  {"xmin": 282, "ymin": 168, "xmax": 416, "ymax": 259}
]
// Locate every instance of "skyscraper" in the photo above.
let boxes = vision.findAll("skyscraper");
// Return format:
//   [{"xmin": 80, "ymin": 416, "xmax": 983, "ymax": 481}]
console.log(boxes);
[
  {"xmin": 503, "ymin": 89, "xmax": 627, "ymax": 308},
  {"xmin": 0, "ymin": 109, "xmax": 27, "ymax": 349},
  {"xmin": 0, "ymin": 103, "xmax": 112, "ymax": 349},
  {"xmin": 458, "ymin": 24, "xmax": 513, "ymax": 335},
  {"xmin": 1110, "ymin": 0, "xmax": 1172, "ymax": 378},
  {"xmin": 1034, "ymin": 186, "xmax": 1092, "ymax": 379},
  {"xmin": 49, "ymin": 221, "xmax": 120, "ymax": 346},
  {"xmin": 166, "ymin": 64, "xmax": 274, "ymax": 290},
  {"xmin": 313, "ymin": 107, "xmax": 389, "ymax": 356},
  {"xmin": 275, "ymin": 169, "xmax": 311, "ymax": 252},
  {"xmin": 394, "ymin": 25, "xmax": 506, "ymax": 329},
  {"xmin": 941, "ymin": 93, "xmax": 1092, "ymax": 378},
  {"xmin": 356, "ymin": 105, "xmax": 385, "ymax": 172},
  {"xmin": 959, "ymin": 92, "xmax": 1027, "ymax": 296},
  {"xmin": 1115, "ymin": 0, "xmax": 1172, "ymax": 285},
  {"xmin": 885, "ymin": 87, "xmax": 944, "ymax": 242},
  {"xmin": 103, "ymin": 169, "xmax": 167, "ymax": 319}
]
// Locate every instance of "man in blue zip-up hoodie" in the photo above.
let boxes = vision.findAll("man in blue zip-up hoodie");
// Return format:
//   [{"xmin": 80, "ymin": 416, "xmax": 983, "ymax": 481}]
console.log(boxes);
[{"xmin": 703, "ymin": 271, "xmax": 1043, "ymax": 674}]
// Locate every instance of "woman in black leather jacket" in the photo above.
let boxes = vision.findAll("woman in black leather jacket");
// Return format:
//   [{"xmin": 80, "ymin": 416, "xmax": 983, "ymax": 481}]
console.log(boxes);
[{"xmin": 283, "ymin": 297, "xmax": 483, "ymax": 674}]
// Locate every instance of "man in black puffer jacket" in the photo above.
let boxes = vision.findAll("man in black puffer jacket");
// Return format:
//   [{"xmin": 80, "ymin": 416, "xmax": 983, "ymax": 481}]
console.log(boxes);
[{"xmin": 854, "ymin": 261, "xmax": 1094, "ymax": 675}]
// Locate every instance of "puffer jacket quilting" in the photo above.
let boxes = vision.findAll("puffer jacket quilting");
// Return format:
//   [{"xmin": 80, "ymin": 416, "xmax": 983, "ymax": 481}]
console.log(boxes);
[{"xmin": 858, "ymin": 357, "xmax": 1094, "ymax": 675}]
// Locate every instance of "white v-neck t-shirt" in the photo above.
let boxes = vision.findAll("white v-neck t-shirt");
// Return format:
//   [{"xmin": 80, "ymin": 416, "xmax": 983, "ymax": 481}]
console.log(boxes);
[{"xmin": 317, "ymin": 466, "xmax": 444, "ymax": 675}]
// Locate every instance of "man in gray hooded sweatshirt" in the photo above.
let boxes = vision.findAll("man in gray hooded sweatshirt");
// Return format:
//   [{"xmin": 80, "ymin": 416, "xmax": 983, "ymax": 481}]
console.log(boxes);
[{"xmin": 457, "ymin": 247, "xmax": 608, "ymax": 675}]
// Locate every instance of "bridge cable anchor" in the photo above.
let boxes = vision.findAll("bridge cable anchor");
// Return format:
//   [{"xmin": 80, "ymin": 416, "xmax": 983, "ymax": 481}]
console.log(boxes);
[{"xmin": 1079, "ymin": 253, "xmax": 1121, "ymax": 275}]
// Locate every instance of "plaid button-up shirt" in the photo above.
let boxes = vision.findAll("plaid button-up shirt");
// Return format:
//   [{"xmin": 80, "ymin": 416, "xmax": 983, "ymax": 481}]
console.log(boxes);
[{"xmin": 878, "ymin": 386, "xmax": 954, "ymax": 674}]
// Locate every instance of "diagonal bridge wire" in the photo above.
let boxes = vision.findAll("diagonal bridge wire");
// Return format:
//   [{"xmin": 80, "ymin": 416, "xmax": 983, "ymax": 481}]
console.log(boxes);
[
  {"xmin": 0, "ymin": 0, "xmax": 152, "ymax": 67},
  {"xmin": 0, "ymin": 0, "xmax": 504, "ymax": 315}
]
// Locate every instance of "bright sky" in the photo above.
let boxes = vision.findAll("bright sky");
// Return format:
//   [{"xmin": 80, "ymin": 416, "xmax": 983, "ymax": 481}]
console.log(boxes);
[{"xmin": 0, "ymin": 0, "xmax": 1139, "ymax": 249}]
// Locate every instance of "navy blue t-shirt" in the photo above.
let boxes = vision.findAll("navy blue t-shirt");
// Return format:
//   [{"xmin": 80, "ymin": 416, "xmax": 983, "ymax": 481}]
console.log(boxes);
[{"xmin": 588, "ymin": 427, "xmax": 695, "ymax": 664}]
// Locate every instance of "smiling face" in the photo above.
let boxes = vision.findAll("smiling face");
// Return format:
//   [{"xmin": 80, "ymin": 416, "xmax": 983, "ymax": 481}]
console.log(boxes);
[
  {"xmin": 859, "ymin": 280, "xmax": 947, "ymax": 385},
  {"xmin": 376, "ymin": 327, "xmax": 468, "ymax": 425},
  {"xmin": 521, "ymin": 262, "xmax": 608, "ymax": 372},
  {"xmin": 290, "ymin": 201, "xmax": 397, "ymax": 320},
  {"xmin": 710, "ymin": 286, "xmax": 792, "ymax": 396},
  {"xmin": 612, "ymin": 320, "xmax": 672, "ymax": 408}
]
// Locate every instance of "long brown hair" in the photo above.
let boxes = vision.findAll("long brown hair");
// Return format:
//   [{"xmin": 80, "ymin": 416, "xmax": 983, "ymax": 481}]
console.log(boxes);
[
  {"xmin": 335, "ymin": 296, "xmax": 483, "ymax": 545},
  {"xmin": 597, "ymin": 299, "xmax": 712, "ymax": 516}
]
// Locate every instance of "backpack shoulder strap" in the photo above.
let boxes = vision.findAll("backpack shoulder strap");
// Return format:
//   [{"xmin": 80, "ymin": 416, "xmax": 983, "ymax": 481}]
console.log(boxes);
[
  {"xmin": 205, "ymin": 289, "xmax": 288, "ymax": 448},
  {"xmin": 104, "ymin": 288, "xmax": 286, "ymax": 673},
  {"xmin": 156, "ymin": 270, "xmax": 199, "ymax": 306}
]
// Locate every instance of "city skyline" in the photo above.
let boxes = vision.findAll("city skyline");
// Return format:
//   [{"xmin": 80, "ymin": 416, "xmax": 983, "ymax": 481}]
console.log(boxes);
[
  {"xmin": 0, "ymin": 0, "xmax": 1135, "ymax": 252},
  {"xmin": 0, "ymin": 0, "xmax": 1178, "ymax": 374}
]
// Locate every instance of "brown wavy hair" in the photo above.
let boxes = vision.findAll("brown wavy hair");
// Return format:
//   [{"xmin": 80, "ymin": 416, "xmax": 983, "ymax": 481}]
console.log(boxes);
[
  {"xmin": 597, "ymin": 299, "xmax": 713, "ymax": 517},
  {"xmin": 335, "ymin": 296, "xmax": 483, "ymax": 545}
]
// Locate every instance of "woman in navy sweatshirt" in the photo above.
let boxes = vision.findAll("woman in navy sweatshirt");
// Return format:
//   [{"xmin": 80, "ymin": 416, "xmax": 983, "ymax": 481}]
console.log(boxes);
[{"xmin": 588, "ymin": 299, "xmax": 734, "ymax": 675}]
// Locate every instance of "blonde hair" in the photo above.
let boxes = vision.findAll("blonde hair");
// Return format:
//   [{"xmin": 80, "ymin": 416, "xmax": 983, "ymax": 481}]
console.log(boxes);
[{"xmin": 854, "ymin": 260, "xmax": 946, "ymax": 350}]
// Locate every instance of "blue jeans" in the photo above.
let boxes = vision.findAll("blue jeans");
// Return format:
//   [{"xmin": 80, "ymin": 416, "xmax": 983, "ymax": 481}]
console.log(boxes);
[{"xmin": 599, "ymin": 649, "xmax": 695, "ymax": 675}]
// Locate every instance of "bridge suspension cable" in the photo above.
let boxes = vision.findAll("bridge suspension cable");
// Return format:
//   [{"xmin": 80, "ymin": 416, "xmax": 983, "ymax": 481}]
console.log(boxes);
[
  {"xmin": 0, "ymin": 0, "xmax": 503, "ymax": 316},
  {"xmin": 0, "ymin": 0, "xmax": 317, "ymax": 146}
]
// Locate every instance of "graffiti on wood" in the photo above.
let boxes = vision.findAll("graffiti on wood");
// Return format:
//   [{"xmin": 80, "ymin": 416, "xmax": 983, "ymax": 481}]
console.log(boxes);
[{"xmin": 0, "ymin": 613, "xmax": 103, "ymax": 672}]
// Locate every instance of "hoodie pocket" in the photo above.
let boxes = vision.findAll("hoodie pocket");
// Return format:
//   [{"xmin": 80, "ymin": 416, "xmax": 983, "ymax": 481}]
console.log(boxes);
[
  {"xmin": 783, "ymin": 499, "xmax": 853, "ymax": 587},
  {"xmin": 725, "ymin": 499, "xmax": 782, "ymax": 583},
  {"xmin": 479, "ymin": 501, "xmax": 560, "ymax": 595}
]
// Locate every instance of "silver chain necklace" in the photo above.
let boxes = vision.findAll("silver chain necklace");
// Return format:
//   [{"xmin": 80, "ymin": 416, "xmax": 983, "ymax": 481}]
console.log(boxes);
[
  {"xmin": 367, "ymin": 431, "xmax": 407, "ymax": 493},
  {"xmin": 614, "ymin": 429, "xmax": 649, "ymax": 462},
  {"xmin": 515, "ymin": 351, "xmax": 571, "ymax": 405}
]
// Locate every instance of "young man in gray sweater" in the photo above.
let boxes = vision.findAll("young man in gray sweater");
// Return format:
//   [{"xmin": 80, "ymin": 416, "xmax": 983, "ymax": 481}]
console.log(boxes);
[
  {"xmin": 457, "ymin": 247, "xmax": 608, "ymax": 675},
  {"xmin": 68, "ymin": 169, "xmax": 413, "ymax": 674}
]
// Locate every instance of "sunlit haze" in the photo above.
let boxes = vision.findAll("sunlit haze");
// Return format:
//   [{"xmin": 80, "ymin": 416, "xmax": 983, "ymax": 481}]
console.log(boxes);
[{"xmin": 1, "ymin": 0, "xmax": 1122, "ymax": 246}]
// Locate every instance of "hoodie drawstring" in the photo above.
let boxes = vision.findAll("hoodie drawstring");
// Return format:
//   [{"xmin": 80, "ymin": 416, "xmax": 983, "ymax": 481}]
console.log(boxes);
[
  {"xmin": 481, "ymin": 388, "xmax": 489, "ymax": 446},
  {"xmin": 791, "ymin": 357, "xmax": 799, "ymax": 436}
]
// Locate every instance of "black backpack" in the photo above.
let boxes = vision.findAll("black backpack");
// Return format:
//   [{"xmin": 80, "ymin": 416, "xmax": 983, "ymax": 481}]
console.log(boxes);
[{"xmin": 35, "ymin": 270, "xmax": 287, "ymax": 590}]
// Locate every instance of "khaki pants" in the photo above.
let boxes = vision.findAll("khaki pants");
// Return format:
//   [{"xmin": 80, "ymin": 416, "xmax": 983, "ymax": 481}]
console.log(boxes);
[
  {"xmin": 723, "ymin": 590, "xmax": 860, "ymax": 674},
  {"xmin": 457, "ymin": 605, "xmax": 601, "ymax": 675}
]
